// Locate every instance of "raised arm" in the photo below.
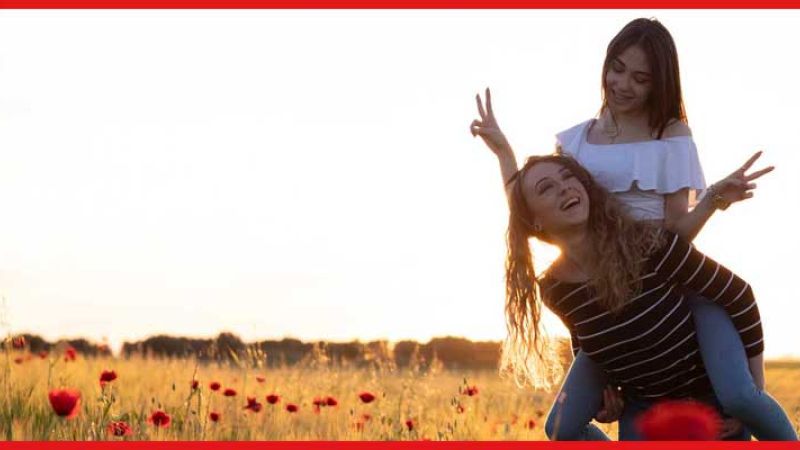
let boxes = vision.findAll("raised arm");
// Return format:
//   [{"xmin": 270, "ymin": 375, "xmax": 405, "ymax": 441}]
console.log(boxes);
[
  {"xmin": 665, "ymin": 151, "xmax": 774, "ymax": 241},
  {"xmin": 470, "ymin": 88, "xmax": 519, "ymax": 197}
]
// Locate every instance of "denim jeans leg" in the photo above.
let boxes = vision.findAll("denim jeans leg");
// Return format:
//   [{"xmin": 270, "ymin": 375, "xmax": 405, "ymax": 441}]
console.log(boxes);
[
  {"xmin": 544, "ymin": 351, "xmax": 611, "ymax": 440},
  {"xmin": 618, "ymin": 395, "xmax": 650, "ymax": 441},
  {"xmin": 689, "ymin": 294, "xmax": 798, "ymax": 440}
]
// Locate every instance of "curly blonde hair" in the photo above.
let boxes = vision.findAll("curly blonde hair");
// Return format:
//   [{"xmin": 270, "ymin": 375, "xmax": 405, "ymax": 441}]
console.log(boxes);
[{"xmin": 500, "ymin": 154, "xmax": 664, "ymax": 389}]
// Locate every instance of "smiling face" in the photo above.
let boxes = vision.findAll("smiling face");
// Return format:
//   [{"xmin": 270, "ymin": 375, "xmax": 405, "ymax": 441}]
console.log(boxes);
[
  {"xmin": 604, "ymin": 44, "xmax": 653, "ymax": 116},
  {"xmin": 519, "ymin": 161, "xmax": 590, "ymax": 237}
]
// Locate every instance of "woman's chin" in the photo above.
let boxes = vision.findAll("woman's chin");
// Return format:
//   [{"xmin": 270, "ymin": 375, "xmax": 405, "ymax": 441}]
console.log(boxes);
[{"xmin": 608, "ymin": 101, "xmax": 646, "ymax": 117}]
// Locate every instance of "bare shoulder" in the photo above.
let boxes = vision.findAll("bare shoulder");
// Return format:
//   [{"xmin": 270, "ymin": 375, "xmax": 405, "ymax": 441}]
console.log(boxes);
[{"xmin": 660, "ymin": 119, "xmax": 692, "ymax": 138}]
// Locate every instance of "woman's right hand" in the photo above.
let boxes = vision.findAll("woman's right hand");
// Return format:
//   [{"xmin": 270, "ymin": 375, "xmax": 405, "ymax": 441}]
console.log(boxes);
[
  {"xmin": 709, "ymin": 151, "xmax": 775, "ymax": 209},
  {"xmin": 594, "ymin": 385, "xmax": 624, "ymax": 423},
  {"xmin": 471, "ymin": 87, "xmax": 513, "ymax": 158},
  {"xmin": 720, "ymin": 417, "xmax": 745, "ymax": 439}
]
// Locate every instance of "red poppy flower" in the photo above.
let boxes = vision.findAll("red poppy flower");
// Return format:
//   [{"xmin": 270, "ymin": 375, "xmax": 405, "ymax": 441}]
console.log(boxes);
[
  {"xmin": 358, "ymin": 392, "xmax": 376, "ymax": 404},
  {"xmin": 463, "ymin": 385, "xmax": 479, "ymax": 396},
  {"xmin": 266, "ymin": 394, "xmax": 280, "ymax": 404},
  {"xmin": 255, "ymin": 376, "xmax": 266, "ymax": 383},
  {"xmin": 11, "ymin": 336, "xmax": 25, "ymax": 349},
  {"xmin": 191, "ymin": 380, "xmax": 199, "ymax": 390},
  {"xmin": 526, "ymin": 419, "xmax": 536, "ymax": 430},
  {"xmin": 38, "ymin": 351, "xmax": 49, "ymax": 359},
  {"xmin": 13, "ymin": 357, "xmax": 23, "ymax": 364},
  {"xmin": 148, "ymin": 410, "xmax": 171, "ymax": 428},
  {"xmin": 107, "ymin": 420, "xmax": 133, "ymax": 437},
  {"xmin": 636, "ymin": 399, "xmax": 721, "ymax": 440},
  {"xmin": 244, "ymin": 396, "xmax": 263, "ymax": 413},
  {"xmin": 285, "ymin": 403, "xmax": 298, "ymax": 413},
  {"xmin": 456, "ymin": 404, "xmax": 465, "ymax": 414},
  {"xmin": 223, "ymin": 388, "xmax": 237, "ymax": 397},
  {"xmin": 209, "ymin": 411, "xmax": 220, "ymax": 422},
  {"xmin": 405, "ymin": 419, "xmax": 415, "ymax": 431},
  {"xmin": 209, "ymin": 381, "xmax": 221, "ymax": 391},
  {"xmin": 64, "ymin": 347, "xmax": 77, "ymax": 362},
  {"xmin": 354, "ymin": 414, "xmax": 371, "ymax": 431},
  {"xmin": 312, "ymin": 396, "xmax": 335, "ymax": 412},
  {"xmin": 48, "ymin": 389, "xmax": 81, "ymax": 418},
  {"xmin": 99, "ymin": 370, "xmax": 118, "ymax": 384}
]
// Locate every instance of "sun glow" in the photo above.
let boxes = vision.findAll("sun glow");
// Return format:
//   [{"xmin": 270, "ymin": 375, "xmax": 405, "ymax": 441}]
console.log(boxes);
[
  {"xmin": 532, "ymin": 240, "xmax": 562, "ymax": 277},
  {"xmin": 0, "ymin": 11, "xmax": 798, "ymax": 357}
]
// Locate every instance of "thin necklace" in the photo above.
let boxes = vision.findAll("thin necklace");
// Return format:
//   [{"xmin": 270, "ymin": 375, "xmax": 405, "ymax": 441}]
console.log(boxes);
[{"xmin": 601, "ymin": 111, "xmax": 621, "ymax": 143}]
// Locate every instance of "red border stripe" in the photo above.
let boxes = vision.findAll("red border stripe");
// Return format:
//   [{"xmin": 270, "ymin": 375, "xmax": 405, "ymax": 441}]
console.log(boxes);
[
  {"xmin": 0, "ymin": 443, "xmax": 799, "ymax": 449},
  {"xmin": 2, "ymin": 0, "xmax": 800, "ymax": 7}
]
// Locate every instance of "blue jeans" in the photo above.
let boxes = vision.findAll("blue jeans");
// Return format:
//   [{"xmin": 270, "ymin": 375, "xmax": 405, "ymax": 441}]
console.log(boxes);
[
  {"xmin": 543, "ymin": 350, "xmax": 611, "ymax": 440},
  {"xmin": 690, "ymin": 296, "xmax": 797, "ymax": 440},
  {"xmin": 545, "ymin": 295, "xmax": 798, "ymax": 441}
]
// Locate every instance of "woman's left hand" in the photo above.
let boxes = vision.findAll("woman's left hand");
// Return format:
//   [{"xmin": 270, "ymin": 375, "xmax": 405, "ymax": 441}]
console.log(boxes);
[{"xmin": 710, "ymin": 151, "xmax": 774, "ymax": 208}]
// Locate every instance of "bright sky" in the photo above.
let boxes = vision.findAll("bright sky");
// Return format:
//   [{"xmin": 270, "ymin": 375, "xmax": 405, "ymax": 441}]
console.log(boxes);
[{"xmin": 0, "ymin": 10, "xmax": 798, "ymax": 358}]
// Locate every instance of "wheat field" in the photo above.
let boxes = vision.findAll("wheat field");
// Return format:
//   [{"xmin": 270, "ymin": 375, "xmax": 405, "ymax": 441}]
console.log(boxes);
[{"xmin": 2, "ymin": 347, "xmax": 799, "ymax": 441}]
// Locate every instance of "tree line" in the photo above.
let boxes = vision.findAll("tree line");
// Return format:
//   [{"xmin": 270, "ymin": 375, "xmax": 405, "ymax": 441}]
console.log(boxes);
[{"xmin": 7, "ymin": 332, "xmax": 572, "ymax": 370}]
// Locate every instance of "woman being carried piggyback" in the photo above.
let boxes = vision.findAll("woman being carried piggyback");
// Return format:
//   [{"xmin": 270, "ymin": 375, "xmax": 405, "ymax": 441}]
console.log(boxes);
[{"xmin": 471, "ymin": 18, "xmax": 797, "ymax": 441}]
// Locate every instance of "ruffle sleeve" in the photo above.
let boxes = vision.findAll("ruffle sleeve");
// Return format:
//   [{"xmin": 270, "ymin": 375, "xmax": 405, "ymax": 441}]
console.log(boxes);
[
  {"xmin": 556, "ymin": 120, "xmax": 707, "ymax": 200},
  {"xmin": 555, "ymin": 120, "xmax": 592, "ymax": 157},
  {"xmin": 631, "ymin": 137, "xmax": 707, "ymax": 196}
]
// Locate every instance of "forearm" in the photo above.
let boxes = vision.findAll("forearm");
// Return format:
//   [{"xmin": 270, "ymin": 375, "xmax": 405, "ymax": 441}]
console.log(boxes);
[
  {"xmin": 749, "ymin": 353, "xmax": 766, "ymax": 391},
  {"xmin": 666, "ymin": 192, "xmax": 717, "ymax": 242},
  {"xmin": 497, "ymin": 149, "xmax": 519, "ymax": 187}
]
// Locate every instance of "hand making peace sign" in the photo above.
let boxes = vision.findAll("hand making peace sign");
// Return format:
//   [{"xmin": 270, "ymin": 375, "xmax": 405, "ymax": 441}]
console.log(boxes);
[
  {"xmin": 471, "ymin": 88, "xmax": 513, "ymax": 157},
  {"xmin": 710, "ymin": 151, "xmax": 774, "ymax": 209}
]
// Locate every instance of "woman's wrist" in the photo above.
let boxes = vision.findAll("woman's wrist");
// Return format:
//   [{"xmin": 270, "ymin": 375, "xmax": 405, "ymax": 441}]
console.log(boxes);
[
  {"xmin": 706, "ymin": 184, "xmax": 731, "ymax": 211},
  {"xmin": 492, "ymin": 139, "xmax": 514, "ymax": 159}
]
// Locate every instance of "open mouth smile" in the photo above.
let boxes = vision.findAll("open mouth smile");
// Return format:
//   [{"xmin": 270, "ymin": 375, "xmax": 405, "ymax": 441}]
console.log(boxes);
[
  {"xmin": 560, "ymin": 196, "xmax": 580, "ymax": 211},
  {"xmin": 613, "ymin": 91, "xmax": 635, "ymax": 102}
]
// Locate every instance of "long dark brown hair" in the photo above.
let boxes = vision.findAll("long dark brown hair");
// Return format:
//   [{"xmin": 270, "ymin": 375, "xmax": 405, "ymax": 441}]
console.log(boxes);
[
  {"xmin": 500, "ymin": 154, "xmax": 664, "ymax": 389},
  {"xmin": 601, "ymin": 18, "xmax": 687, "ymax": 138}
]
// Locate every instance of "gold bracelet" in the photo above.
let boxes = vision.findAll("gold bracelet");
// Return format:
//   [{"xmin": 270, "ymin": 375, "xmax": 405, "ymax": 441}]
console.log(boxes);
[{"xmin": 709, "ymin": 185, "xmax": 731, "ymax": 211}]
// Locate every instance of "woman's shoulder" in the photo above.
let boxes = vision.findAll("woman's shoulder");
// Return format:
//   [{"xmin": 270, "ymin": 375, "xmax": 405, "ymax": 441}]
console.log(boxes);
[
  {"xmin": 556, "ymin": 119, "xmax": 593, "ymax": 140},
  {"xmin": 646, "ymin": 228, "xmax": 693, "ymax": 268},
  {"xmin": 660, "ymin": 119, "xmax": 692, "ymax": 139},
  {"xmin": 538, "ymin": 259, "xmax": 589, "ymax": 297},
  {"xmin": 555, "ymin": 119, "xmax": 593, "ymax": 153}
]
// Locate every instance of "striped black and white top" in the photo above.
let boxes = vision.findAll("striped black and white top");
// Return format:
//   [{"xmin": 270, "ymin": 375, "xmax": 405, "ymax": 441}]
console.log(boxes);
[{"xmin": 540, "ymin": 231, "xmax": 764, "ymax": 400}]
